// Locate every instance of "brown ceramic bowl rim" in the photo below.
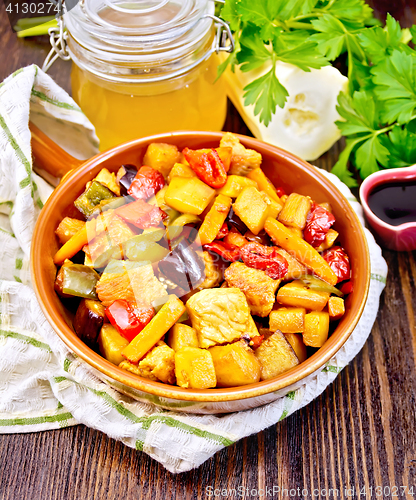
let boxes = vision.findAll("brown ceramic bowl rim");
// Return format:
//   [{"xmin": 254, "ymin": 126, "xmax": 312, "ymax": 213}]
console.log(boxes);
[{"xmin": 31, "ymin": 131, "xmax": 370, "ymax": 403}]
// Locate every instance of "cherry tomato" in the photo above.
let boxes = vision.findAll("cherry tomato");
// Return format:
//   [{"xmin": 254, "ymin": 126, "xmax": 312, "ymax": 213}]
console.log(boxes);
[
  {"xmin": 183, "ymin": 148, "xmax": 227, "ymax": 188},
  {"xmin": 239, "ymin": 242, "xmax": 288, "ymax": 280},
  {"xmin": 322, "ymin": 246, "xmax": 350, "ymax": 283},
  {"xmin": 128, "ymin": 166, "xmax": 165, "ymax": 200},
  {"xmin": 304, "ymin": 204, "xmax": 336, "ymax": 247}
]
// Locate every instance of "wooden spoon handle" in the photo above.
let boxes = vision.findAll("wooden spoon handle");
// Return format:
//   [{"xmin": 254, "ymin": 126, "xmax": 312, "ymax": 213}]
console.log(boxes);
[{"xmin": 30, "ymin": 122, "xmax": 84, "ymax": 178}]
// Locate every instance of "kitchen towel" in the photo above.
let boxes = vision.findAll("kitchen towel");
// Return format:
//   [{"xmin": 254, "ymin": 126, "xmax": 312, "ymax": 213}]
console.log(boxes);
[{"xmin": 0, "ymin": 65, "xmax": 388, "ymax": 474}]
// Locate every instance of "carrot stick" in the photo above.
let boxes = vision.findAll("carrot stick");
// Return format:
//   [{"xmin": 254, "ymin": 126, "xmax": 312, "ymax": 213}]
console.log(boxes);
[{"xmin": 53, "ymin": 219, "xmax": 96, "ymax": 265}]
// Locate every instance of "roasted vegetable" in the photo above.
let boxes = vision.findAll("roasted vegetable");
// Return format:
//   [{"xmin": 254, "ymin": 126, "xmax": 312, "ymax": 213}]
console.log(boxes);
[
  {"xmin": 175, "ymin": 347, "xmax": 217, "ymax": 389},
  {"xmin": 261, "ymin": 191, "xmax": 283, "ymax": 220},
  {"xmin": 121, "ymin": 296, "xmax": 186, "ymax": 363},
  {"xmin": 73, "ymin": 299, "xmax": 106, "ymax": 347},
  {"xmin": 54, "ymin": 260, "xmax": 73, "ymax": 298},
  {"xmin": 328, "ymin": 296, "xmax": 345, "ymax": 320},
  {"xmin": 117, "ymin": 165, "xmax": 137, "ymax": 195},
  {"xmin": 224, "ymin": 262, "xmax": 280, "ymax": 317},
  {"xmin": 186, "ymin": 287, "xmax": 255, "ymax": 348},
  {"xmin": 128, "ymin": 166, "xmax": 165, "ymax": 200},
  {"xmin": 233, "ymin": 186, "xmax": 269, "ymax": 235},
  {"xmin": 225, "ymin": 207, "xmax": 248, "ymax": 234},
  {"xmin": 276, "ymin": 281, "xmax": 329, "ymax": 311},
  {"xmin": 246, "ymin": 168, "xmax": 280, "ymax": 203},
  {"xmin": 269, "ymin": 307, "xmax": 305, "ymax": 334},
  {"xmin": 239, "ymin": 242, "xmax": 288, "ymax": 280},
  {"xmin": 74, "ymin": 181, "xmax": 115, "ymax": 217},
  {"xmin": 284, "ymin": 333, "xmax": 307, "ymax": 363},
  {"xmin": 264, "ymin": 218, "xmax": 338, "ymax": 286},
  {"xmin": 304, "ymin": 204, "xmax": 335, "ymax": 247},
  {"xmin": 55, "ymin": 217, "xmax": 85, "ymax": 244},
  {"xmin": 203, "ymin": 240, "xmax": 241, "ymax": 262},
  {"xmin": 274, "ymin": 248, "xmax": 306, "ymax": 280},
  {"xmin": 197, "ymin": 251, "xmax": 222, "ymax": 290},
  {"xmin": 167, "ymin": 162, "xmax": 196, "ymax": 183},
  {"xmin": 93, "ymin": 168, "xmax": 120, "ymax": 196},
  {"xmin": 120, "ymin": 341, "xmax": 176, "ymax": 384},
  {"xmin": 255, "ymin": 330, "xmax": 299, "ymax": 380},
  {"xmin": 316, "ymin": 228, "xmax": 339, "ymax": 252},
  {"xmin": 278, "ymin": 193, "xmax": 312, "ymax": 230},
  {"xmin": 216, "ymin": 175, "xmax": 257, "ymax": 198},
  {"xmin": 182, "ymin": 148, "xmax": 227, "ymax": 188},
  {"xmin": 198, "ymin": 194, "xmax": 232, "ymax": 245},
  {"xmin": 142, "ymin": 142, "xmax": 181, "ymax": 178},
  {"xmin": 54, "ymin": 219, "xmax": 95, "ymax": 265},
  {"xmin": 96, "ymin": 260, "xmax": 167, "ymax": 307},
  {"xmin": 158, "ymin": 239, "xmax": 205, "ymax": 293},
  {"xmin": 322, "ymin": 246, "xmax": 351, "ymax": 283},
  {"xmin": 56, "ymin": 263, "xmax": 100, "ymax": 299},
  {"xmin": 115, "ymin": 199, "xmax": 166, "ymax": 229},
  {"xmin": 303, "ymin": 311, "xmax": 330, "ymax": 347},
  {"xmin": 106, "ymin": 299, "xmax": 155, "ymax": 342},
  {"xmin": 98, "ymin": 324, "xmax": 129, "ymax": 365},
  {"xmin": 223, "ymin": 228, "xmax": 248, "ymax": 248},
  {"xmin": 167, "ymin": 323, "xmax": 199, "ymax": 351},
  {"xmin": 209, "ymin": 340, "xmax": 261, "ymax": 387},
  {"xmin": 164, "ymin": 176, "xmax": 216, "ymax": 215},
  {"xmin": 297, "ymin": 275, "xmax": 343, "ymax": 297}
]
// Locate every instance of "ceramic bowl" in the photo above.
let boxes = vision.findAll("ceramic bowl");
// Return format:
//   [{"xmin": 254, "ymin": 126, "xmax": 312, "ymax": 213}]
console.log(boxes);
[
  {"xmin": 360, "ymin": 164, "xmax": 416, "ymax": 252},
  {"xmin": 31, "ymin": 131, "xmax": 370, "ymax": 414}
]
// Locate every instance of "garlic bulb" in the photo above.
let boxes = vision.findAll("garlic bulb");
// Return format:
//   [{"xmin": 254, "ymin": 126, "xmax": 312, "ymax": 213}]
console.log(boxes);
[{"xmin": 223, "ymin": 61, "xmax": 348, "ymax": 161}]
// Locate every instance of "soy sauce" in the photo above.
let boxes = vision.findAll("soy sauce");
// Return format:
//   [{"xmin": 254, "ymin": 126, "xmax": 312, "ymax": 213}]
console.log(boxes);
[{"xmin": 368, "ymin": 180, "xmax": 416, "ymax": 226}]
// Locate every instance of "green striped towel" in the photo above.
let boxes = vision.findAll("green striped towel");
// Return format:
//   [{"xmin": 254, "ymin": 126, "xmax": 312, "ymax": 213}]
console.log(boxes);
[{"xmin": 0, "ymin": 65, "xmax": 387, "ymax": 474}]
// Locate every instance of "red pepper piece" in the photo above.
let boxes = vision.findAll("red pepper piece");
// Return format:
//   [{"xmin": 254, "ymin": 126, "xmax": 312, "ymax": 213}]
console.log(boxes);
[
  {"xmin": 322, "ymin": 246, "xmax": 350, "ymax": 283},
  {"xmin": 276, "ymin": 187, "xmax": 286, "ymax": 198},
  {"xmin": 304, "ymin": 203, "xmax": 336, "ymax": 247},
  {"xmin": 183, "ymin": 148, "xmax": 227, "ymax": 188},
  {"xmin": 203, "ymin": 240, "xmax": 241, "ymax": 262},
  {"xmin": 106, "ymin": 300, "xmax": 154, "ymax": 342},
  {"xmin": 250, "ymin": 335, "xmax": 264, "ymax": 349},
  {"xmin": 216, "ymin": 223, "xmax": 229, "ymax": 239},
  {"xmin": 116, "ymin": 199, "xmax": 167, "ymax": 229},
  {"xmin": 339, "ymin": 280, "xmax": 353, "ymax": 295},
  {"xmin": 128, "ymin": 166, "xmax": 165, "ymax": 200},
  {"xmin": 240, "ymin": 242, "xmax": 288, "ymax": 280}
]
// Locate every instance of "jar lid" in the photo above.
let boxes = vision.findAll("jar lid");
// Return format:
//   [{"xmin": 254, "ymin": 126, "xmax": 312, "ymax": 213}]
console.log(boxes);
[{"xmin": 65, "ymin": 0, "xmax": 218, "ymax": 82}]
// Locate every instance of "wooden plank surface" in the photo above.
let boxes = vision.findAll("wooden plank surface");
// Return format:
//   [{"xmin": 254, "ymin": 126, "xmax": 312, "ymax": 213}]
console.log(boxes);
[{"xmin": 1, "ymin": 5, "xmax": 416, "ymax": 499}]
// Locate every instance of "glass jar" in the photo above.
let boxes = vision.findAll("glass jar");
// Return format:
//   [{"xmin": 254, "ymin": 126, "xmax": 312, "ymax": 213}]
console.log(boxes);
[{"xmin": 64, "ymin": 0, "xmax": 231, "ymax": 151}]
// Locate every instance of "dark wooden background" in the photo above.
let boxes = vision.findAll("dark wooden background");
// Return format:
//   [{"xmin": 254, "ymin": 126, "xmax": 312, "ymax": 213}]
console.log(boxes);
[{"xmin": 1, "ymin": 3, "xmax": 416, "ymax": 499}]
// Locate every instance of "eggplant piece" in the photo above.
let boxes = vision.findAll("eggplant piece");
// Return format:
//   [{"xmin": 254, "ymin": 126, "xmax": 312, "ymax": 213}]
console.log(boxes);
[
  {"xmin": 244, "ymin": 229, "xmax": 271, "ymax": 246},
  {"xmin": 116, "ymin": 165, "xmax": 138, "ymax": 196},
  {"xmin": 158, "ymin": 238, "xmax": 205, "ymax": 293},
  {"xmin": 226, "ymin": 207, "xmax": 248, "ymax": 234},
  {"xmin": 73, "ymin": 299, "xmax": 106, "ymax": 348}
]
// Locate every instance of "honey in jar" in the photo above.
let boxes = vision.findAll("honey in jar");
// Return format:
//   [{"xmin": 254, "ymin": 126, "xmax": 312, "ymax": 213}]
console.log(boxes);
[{"xmin": 65, "ymin": 0, "xmax": 230, "ymax": 151}]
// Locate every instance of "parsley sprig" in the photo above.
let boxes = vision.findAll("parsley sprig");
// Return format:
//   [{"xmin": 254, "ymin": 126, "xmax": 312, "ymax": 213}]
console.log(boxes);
[{"xmin": 220, "ymin": 1, "xmax": 416, "ymax": 186}]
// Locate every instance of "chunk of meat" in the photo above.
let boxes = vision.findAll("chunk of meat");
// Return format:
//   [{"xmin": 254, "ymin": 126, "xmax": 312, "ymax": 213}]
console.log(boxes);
[
  {"xmin": 186, "ymin": 288, "xmax": 253, "ymax": 348},
  {"xmin": 197, "ymin": 251, "xmax": 223, "ymax": 290},
  {"xmin": 96, "ymin": 261, "xmax": 167, "ymax": 307},
  {"xmin": 224, "ymin": 262, "xmax": 280, "ymax": 317},
  {"xmin": 220, "ymin": 132, "xmax": 262, "ymax": 176},
  {"xmin": 119, "ymin": 341, "xmax": 175, "ymax": 384}
]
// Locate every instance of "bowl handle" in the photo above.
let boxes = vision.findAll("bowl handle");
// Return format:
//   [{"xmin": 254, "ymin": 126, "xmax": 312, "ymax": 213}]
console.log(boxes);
[{"xmin": 30, "ymin": 122, "xmax": 84, "ymax": 180}]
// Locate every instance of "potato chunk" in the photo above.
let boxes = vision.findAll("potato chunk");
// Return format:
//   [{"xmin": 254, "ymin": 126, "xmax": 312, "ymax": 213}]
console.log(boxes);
[
  {"xmin": 56, "ymin": 217, "xmax": 85, "ymax": 244},
  {"xmin": 143, "ymin": 142, "xmax": 181, "ymax": 178},
  {"xmin": 209, "ymin": 341, "xmax": 261, "ymax": 387},
  {"xmin": 120, "ymin": 341, "xmax": 176, "ymax": 384},
  {"xmin": 186, "ymin": 288, "xmax": 253, "ymax": 348},
  {"xmin": 98, "ymin": 324, "xmax": 129, "ymax": 365},
  {"xmin": 164, "ymin": 177, "xmax": 216, "ymax": 215},
  {"xmin": 284, "ymin": 333, "xmax": 307, "ymax": 363},
  {"xmin": 255, "ymin": 331, "xmax": 299, "ymax": 380},
  {"xmin": 167, "ymin": 324, "xmax": 199, "ymax": 351},
  {"xmin": 175, "ymin": 347, "xmax": 217, "ymax": 389},
  {"xmin": 197, "ymin": 251, "xmax": 223, "ymax": 290},
  {"xmin": 224, "ymin": 262, "xmax": 279, "ymax": 317},
  {"xmin": 269, "ymin": 307, "xmax": 305, "ymax": 333},
  {"xmin": 278, "ymin": 193, "xmax": 312, "ymax": 230},
  {"xmin": 167, "ymin": 162, "xmax": 196, "ymax": 183},
  {"xmin": 276, "ymin": 280, "xmax": 329, "ymax": 311},
  {"xmin": 233, "ymin": 186, "xmax": 269, "ymax": 235},
  {"xmin": 220, "ymin": 132, "xmax": 262, "ymax": 175},
  {"xmin": 216, "ymin": 175, "xmax": 257, "ymax": 198},
  {"xmin": 96, "ymin": 260, "xmax": 167, "ymax": 307},
  {"xmin": 303, "ymin": 311, "xmax": 330, "ymax": 347},
  {"xmin": 328, "ymin": 296, "xmax": 345, "ymax": 320}
]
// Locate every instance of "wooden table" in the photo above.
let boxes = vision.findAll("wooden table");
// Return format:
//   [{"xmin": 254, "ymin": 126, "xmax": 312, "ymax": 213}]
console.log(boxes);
[{"xmin": 1, "ymin": 5, "xmax": 416, "ymax": 499}]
